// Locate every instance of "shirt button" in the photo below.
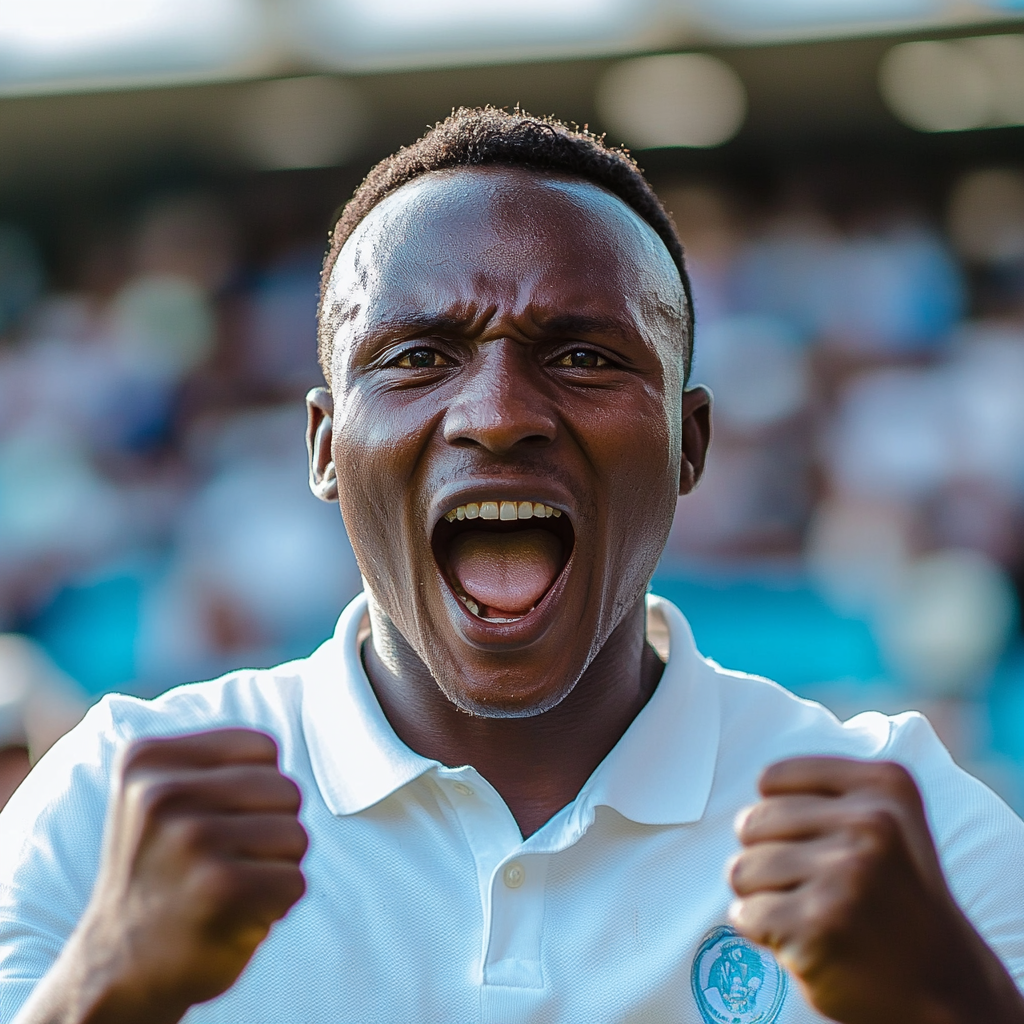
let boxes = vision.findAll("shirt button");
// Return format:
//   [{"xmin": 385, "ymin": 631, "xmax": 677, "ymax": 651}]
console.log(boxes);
[
  {"xmin": 503, "ymin": 862, "xmax": 525, "ymax": 889},
  {"xmin": 452, "ymin": 782, "xmax": 473, "ymax": 797}
]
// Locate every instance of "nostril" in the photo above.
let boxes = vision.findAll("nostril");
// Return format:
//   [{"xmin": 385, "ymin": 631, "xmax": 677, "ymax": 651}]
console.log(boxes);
[{"xmin": 443, "ymin": 411, "xmax": 556, "ymax": 453}]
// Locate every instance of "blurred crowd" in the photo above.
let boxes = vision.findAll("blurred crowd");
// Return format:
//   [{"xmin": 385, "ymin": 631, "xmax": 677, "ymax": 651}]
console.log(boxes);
[
  {"xmin": 658, "ymin": 165, "xmax": 1024, "ymax": 806},
  {"xmin": 1, "ymin": 163, "xmax": 1024, "ymax": 808},
  {"xmin": 0, "ymin": 189, "xmax": 362, "ymax": 800}
]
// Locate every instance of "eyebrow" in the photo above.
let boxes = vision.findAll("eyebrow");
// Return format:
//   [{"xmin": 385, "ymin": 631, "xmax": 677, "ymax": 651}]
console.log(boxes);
[
  {"xmin": 532, "ymin": 312, "xmax": 631, "ymax": 339},
  {"xmin": 374, "ymin": 311, "xmax": 483, "ymax": 340}
]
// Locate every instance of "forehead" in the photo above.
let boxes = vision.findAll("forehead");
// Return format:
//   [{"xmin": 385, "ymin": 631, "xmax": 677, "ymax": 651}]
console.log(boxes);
[{"xmin": 324, "ymin": 166, "xmax": 684, "ymax": 330}]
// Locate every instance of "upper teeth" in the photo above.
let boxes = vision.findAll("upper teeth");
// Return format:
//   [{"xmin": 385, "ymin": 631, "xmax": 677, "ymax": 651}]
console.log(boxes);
[{"xmin": 444, "ymin": 500, "xmax": 562, "ymax": 523}]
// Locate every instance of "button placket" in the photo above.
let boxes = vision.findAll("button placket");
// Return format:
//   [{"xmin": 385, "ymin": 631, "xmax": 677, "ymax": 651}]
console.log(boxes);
[
  {"xmin": 484, "ymin": 853, "xmax": 548, "ymax": 989},
  {"xmin": 433, "ymin": 768, "xmax": 526, "ymax": 983}
]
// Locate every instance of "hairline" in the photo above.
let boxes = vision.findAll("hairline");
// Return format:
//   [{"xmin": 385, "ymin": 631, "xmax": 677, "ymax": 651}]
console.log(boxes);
[{"xmin": 319, "ymin": 163, "xmax": 692, "ymax": 384}]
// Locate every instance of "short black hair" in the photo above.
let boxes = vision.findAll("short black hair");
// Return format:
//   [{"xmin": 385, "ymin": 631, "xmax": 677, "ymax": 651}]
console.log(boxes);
[{"xmin": 318, "ymin": 105, "xmax": 693, "ymax": 384}]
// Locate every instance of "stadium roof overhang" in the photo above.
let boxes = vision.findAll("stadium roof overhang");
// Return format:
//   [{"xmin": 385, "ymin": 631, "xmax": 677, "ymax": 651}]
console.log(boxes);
[{"xmin": 0, "ymin": 0, "xmax": 1022, "ymax": 97}]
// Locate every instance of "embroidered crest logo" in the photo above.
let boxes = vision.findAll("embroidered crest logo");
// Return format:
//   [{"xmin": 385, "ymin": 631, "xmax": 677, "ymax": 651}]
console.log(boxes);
[{"xmin": 691, "ymin": 926, "xmax": 787, "ymax": 1024}]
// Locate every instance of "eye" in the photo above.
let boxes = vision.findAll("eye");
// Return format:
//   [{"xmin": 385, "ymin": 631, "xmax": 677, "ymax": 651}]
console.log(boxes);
[
  {"xmin": 555, "ymin": 349, "xmax": 609, "ymax": 369},
  {"xmin": 391, "ymin": 347, "xmax": 450, "ymax": 369}
]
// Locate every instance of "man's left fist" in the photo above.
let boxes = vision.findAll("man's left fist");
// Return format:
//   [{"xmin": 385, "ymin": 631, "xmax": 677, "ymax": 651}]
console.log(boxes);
[{"xmin": 728, "ymin": 756, "xmax": 1024, "ymax": 1024}]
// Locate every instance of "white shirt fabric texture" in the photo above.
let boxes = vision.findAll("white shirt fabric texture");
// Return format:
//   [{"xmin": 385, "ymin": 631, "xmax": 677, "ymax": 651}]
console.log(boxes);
[{"xmin": 2, "ymin": 593, "xmax": 1023, "ymax": 1024}]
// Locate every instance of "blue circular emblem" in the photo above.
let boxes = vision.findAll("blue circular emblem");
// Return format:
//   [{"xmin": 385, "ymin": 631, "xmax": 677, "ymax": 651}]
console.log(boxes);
[{"xmin": 691, "ymin": 926, "xmax": 788, "ymax": 1024}]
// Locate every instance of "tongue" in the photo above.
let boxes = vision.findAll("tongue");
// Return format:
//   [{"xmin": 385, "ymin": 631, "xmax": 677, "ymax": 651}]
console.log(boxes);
[{"xmin": 448, "ymin": 528, "xmax": 563, "ymax": 617}]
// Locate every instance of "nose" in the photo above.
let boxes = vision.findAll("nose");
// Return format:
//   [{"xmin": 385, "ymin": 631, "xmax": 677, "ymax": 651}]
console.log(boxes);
[{"xmin": 442, "ymin": 339, "xmax": 556, "ymax": 454}]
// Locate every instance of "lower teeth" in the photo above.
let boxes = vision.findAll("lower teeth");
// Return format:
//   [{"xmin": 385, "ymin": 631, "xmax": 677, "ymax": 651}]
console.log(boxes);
[{"xmin": 457, "ymin": 593, "xmax": 538, "ymax": 622}]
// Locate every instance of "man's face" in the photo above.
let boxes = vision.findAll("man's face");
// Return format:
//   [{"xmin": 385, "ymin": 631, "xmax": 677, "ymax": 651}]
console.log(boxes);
[{"xmin": 316, "ymin": 166, "xmax": 707, "ymax": 716}]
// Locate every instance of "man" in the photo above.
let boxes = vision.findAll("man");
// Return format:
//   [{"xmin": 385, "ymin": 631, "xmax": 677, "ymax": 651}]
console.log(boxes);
[{"xmin": 2, "ymin": 108, "xmax": 1023, "ymax": 1024}]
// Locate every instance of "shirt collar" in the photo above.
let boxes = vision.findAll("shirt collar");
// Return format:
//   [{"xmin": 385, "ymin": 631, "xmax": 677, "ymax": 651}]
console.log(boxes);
[
  {"xmin": 575, "ymin": 595, "xmax": 721, "ymax": 826},
  {"xmin": 302, "ymin": 593, "xmax": 437, "ymax": 816},
  {"xmin": 302, "ymin": 592, "xmax": 721, "ymax": 826}
]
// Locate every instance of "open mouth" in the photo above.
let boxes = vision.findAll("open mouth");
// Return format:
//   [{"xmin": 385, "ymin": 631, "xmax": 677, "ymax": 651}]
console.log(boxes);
[{"xmin": 432, "ymin": 500, "xmax": 575, "ymax": 624}]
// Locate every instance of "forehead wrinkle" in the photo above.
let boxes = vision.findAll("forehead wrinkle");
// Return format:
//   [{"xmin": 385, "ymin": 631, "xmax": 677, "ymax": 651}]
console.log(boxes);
[
  {"xmin": 326, "ymin": 166, "xmax": 689, "ymax": 365},
  {"xmin": 370, "ymin": 303, "xmax": 498, "ymax": 342}
]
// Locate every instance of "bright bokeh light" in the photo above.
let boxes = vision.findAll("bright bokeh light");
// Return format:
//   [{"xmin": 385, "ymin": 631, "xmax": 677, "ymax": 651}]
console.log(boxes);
[
  {"xmin": 880, "ymin": 34, "xmax": 1024, "ymax": 132},
  {"xmin": 292, "ymin": 0, "xmax": 638, "ymax": 66},
  {"xmin": 692, "ymin": 0, "xmax": 937, "ymax": 31},
  {"xmin": 343, "ymin": 0, "xmax": 622, "ymax": 29},
  {"xmin": 0, "ymin": 0, "xmax": 247, "ymax": 54},
  {"xmin": 597, "ymin": 53, "xmax": 747, "ymax": 149}
]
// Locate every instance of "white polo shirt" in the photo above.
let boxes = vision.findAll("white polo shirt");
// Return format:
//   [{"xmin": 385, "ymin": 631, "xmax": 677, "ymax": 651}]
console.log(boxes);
[{"xmin": 2, "ymin": 594, "xmax": 1023, "ymax": 1024}]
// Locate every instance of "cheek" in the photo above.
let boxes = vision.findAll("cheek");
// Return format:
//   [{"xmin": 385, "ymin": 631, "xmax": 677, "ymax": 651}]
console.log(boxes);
[
  {"xmin": 330, "ymin": 389, "xmax": 428, "ymax": 586},
  {"xmin": 589, "ymin": 390, "xmax": 677, "ymax": 502},
  {"xmin": 583, "ymin": 390, "xmax": 679, "ymax": 569}
]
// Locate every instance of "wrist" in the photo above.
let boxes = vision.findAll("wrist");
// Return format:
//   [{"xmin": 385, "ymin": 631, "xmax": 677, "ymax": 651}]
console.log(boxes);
[
  {"xmin": 918, "ymin": 923, "xmax": 1024, "ymax": 1024},
  {"xmin": 17, "ymin": 911, "xmax": 191, "ymax": 1024}
]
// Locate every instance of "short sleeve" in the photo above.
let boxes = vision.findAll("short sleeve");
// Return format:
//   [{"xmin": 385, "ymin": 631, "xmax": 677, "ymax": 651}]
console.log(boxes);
[
  {"xmin": 0, "ymin": 699, "xmax": 120, "ymax": 1024},
  {"xmin": 881, "ymin": 711, "xmax": 1024, "ymax": 989}
]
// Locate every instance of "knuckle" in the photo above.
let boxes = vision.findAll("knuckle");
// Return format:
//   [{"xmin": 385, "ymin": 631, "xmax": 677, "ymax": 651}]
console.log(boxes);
[
  {"xmin": 283, "ymin": 867, "xmax": 307, "ymax": 906},
  {"xmin": 860, "ymin": 805, "xmax": 901, "ymax": 844},
  {"xmin": 279, "ymin": 775, "xmax": 302, "ymax": 808},
  {"xmin": 826, "ymin": 845, "xmax": 874, "ymax": 893},
  {"xmin": 122, "ymin": 735, "xmax": 181, "ymax": 770},
  {"xmin": 126, "ymin": 776, "xmax": 180, "ymax": 820},
  {"xmin": 873, "ymin": 760, "xmax": 917, "ymax": 796},
  {"xmin": 291, "ymin": 822, "xmax": 310, "ymax": 859},
  {"xmin": 736, "ymin": 803, "xmax": 763, "ymax": 842},
  {"xmin": 166, "ymin": 815, "xmax": 210, "ymax": 856},
  {"xmin": 192, "ymin": 860, "xmax": 243, "ymax": 909},
  {"xmin": 844, "ymin": 804, "xmax": 901, "ymax": 849},
  {"xmin": 249, "ymin": 730, "xmax": 282, "ymax": 762},
  {"xmin": 250, "ymin": 767, "xmax": 300, "ymax": 805},
  {"xmin": 122, "ymin": 738, "xmax": 157, "ymax": 771},
  {"xmin": 228, "ymin": 728, "xmax": 279, "ymax": 762},
  {"xmin": 726, "ymin": 853, "xmax": 746, "ymax": 890},
  {"xmin": 796, "ymin": 885, "xmax": 840, "ymax": 944}
]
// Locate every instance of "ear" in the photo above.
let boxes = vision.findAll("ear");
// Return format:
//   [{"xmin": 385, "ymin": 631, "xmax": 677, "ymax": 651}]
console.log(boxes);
[
  {"xmin": 679, "ymin": 385, "xmax": 712, "ymax": 496},
  {"xmin": 306, "ymin": 387, "xmax": 338, "ymax": 503}
]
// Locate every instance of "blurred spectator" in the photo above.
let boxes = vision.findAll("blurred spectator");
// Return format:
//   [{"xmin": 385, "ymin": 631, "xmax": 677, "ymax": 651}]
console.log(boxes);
[
  {"xmin": 877, "ymin": 548, "xmax": 1018, "ymax": 699},
  {"xmin": 0, "ymin": 635, "xmax": 88, "ymax": 809},
  {"xmin": 134, "ymin": 405, "xmax": 362, "ymax": 689},
  {"xmin": 236, "ymin": 245, "xmax": 324, "ymax": 395},
  {"xmin": 0, "ymin": 225, "xmax": 44, "ymax": 337},
  {"xmin": 733, "ymin": 209, "xmax": 964, "ymax": 353}
]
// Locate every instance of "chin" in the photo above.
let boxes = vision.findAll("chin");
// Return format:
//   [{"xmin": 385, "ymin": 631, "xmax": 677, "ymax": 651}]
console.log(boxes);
[{"xmin": 432, "ymin": 662, "xmax": 580, "ymax": 719}]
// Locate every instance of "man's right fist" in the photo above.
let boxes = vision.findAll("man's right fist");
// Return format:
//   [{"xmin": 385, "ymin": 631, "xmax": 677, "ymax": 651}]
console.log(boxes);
[{"xmin": 60, "ymin": 729, "xmax": 307, "ymax": 1023}]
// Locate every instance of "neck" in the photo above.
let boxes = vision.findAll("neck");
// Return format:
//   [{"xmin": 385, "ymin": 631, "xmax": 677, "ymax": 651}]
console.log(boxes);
[{"xmin": 362, "ymin": 598, "xmax": 664, "ymax": 838}]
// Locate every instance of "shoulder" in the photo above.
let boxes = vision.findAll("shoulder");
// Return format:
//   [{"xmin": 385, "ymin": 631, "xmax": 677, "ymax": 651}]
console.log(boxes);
[
  {"xmin": 708, "ymin": 660, "xmax": 894, "ymax": 785},
  {"xmin": 101, "ymin": 658, "xmax": 310, "ymax": 746},
  {"xmin": 0, "ymin": 655, "xmax": 316, "ymax": 883},
  {"xmin": 701, "ymin": 658, "xmax": 1024, "ymax": 980},
  {"xmin": 696, "ymin": 645, "xmax": 1022, "ymax": 848}
]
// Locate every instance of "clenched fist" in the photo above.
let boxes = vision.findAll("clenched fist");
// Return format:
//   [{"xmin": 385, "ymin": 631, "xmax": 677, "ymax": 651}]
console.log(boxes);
[
  {"xmin": 728, "ymin": 757, "xmax": 1024, "ymax": 1024},
  {"xmin": 17, "ymin": 729, "xmax": 308, "ymax": 1024}
]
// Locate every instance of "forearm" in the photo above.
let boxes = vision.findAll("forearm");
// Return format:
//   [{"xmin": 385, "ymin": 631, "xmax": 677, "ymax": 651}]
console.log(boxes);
[
  {"xmin": 12, "ymin": 919, "xmax": 190, "ymax": 1024},
  {"xmin": 822, "ymin": 920, "xmax": 1024, "ymax": 1024},
  {"xmin": 926, "ymin": 934, "xmax": 1024, "ymax": 1024}
]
